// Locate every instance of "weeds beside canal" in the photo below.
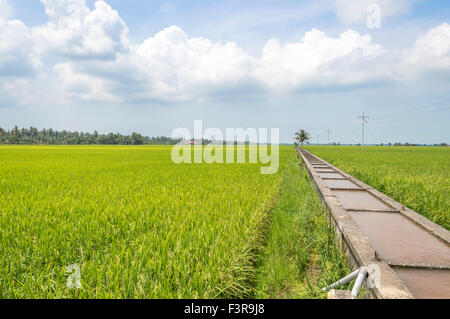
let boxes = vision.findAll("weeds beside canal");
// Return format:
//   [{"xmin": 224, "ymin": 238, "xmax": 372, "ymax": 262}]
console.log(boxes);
[{"xmin": 255, "ymin": 151, "xmax": 350, "ymax": 298}]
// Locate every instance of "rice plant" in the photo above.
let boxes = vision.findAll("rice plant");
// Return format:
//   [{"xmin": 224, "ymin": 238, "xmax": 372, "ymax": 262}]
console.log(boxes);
[{"xmin": 0, "ymin": 145, "xmax": 290, "ymax": 298}]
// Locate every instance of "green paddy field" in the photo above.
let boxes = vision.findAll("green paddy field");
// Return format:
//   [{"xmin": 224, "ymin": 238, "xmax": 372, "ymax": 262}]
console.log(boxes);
[
  {"xmin": 1, "ymin": 145, "xmax": 446, "ymax": 299},
  {"xmin": 0, "ymin": 145, "xmax": 349, "ymax": 298}
]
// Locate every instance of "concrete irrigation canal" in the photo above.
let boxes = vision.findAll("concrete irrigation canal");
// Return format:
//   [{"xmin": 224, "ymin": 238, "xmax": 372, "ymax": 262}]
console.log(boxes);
[{"xmin": 297, "ymin": 148, "xmax": 450, "ymax": 299}]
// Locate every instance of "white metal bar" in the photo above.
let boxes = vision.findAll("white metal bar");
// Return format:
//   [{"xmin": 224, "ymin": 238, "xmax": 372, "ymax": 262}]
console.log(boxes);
[
  {"xmin": 352, "ymin": 267, "xmax": 368, "ymax": 298},
  {"xmin": 322, "ymin": 268, "xmax": 361, "ymax": 292}
]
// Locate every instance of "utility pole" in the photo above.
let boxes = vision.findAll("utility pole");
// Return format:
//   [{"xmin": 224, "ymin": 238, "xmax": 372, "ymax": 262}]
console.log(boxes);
[
  {"xmin": 327, "ymin": 129, "xmax": 331, "ymax": 145},
  {"xmin": 316, "ymin": 134, "xmax": 319, "ymax": 145},
  {"xmin": 358, "ymin": 112, "xmax": 370, "ymax": 150}
]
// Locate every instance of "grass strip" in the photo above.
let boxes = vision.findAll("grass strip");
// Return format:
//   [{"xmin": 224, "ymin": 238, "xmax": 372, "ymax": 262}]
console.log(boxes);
[{"xmin": 255, "ymin": 151, "xmax": 350, "ymax": 299}]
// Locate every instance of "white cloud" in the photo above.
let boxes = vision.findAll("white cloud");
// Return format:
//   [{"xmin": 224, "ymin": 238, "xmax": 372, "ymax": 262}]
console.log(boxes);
[
  {"xmin": 52, "ymin": 25, "xmax": 256, "ymax": 103},
  {"xmin": 408, "ymin": 22, "xmax": 450, "ymax": 63},
  {"xmin": 52, "ymin": 25, "xmax": 393, "ymax": 103},
  {"xmin": 335, "ymin": 0, "xmax": 419, "ymax": 24},
  {"xmin": 0, "ymin": 0, "xmax": 13, "ymax": 20},
  {"xmin": 402, "ymin": 23, "xmax": 450, "ymax": 78},
  {"xmin": 41, "ymin": 0, "xmax": 88, "ymax": 21},
  {"xmin": 1, "ymin": 0, "xmax": 450, "ymax": 106},
  {"xmin": 134, "ymin": 26, "xmax": 256, "ymax": 100},
  {"xmin": 255, "ymin": 29, "xmax": 387, "ymax": 90},
  {"xmin": 33, "ymin": 0, "xmax": 129, "ymax": 60},
  {"xmin": 51, "ymin": 20, "xmax": 450, "ymax": 103},
  {"xmin": 0, "ymin": 19, "xmax": 41, "ymax": 77},
  {"xmin": 0, "ymin": 13, "xmax": 41, "ymax": 104},
  {"xmin": 53, "ymin": 62, "xmax": 120, "ymax": 102}
]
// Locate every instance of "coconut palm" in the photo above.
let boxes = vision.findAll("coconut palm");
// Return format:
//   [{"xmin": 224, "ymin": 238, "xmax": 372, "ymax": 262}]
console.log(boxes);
[{"xmin": 294, "ymin": 130, "xmax": 311, "ymax": 148}]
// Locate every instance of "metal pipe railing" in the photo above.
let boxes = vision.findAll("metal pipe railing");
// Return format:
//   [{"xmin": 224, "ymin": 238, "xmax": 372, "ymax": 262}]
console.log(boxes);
[
  {"xmin": 321, "ymin": 268, "xmax": 360, "ymax": 292},
  {"xmin": 351, "ymin": 267, "xmax": 368, "ymax": 298},
  {"xmin": 322, "ymin": 267, "xmax": 369, "ymax": 298}
]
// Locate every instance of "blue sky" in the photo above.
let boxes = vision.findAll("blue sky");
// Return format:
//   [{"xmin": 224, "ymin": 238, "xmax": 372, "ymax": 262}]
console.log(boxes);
[{"xmin": 1, "ymin": 0, "xmax": 449, "ymax": 144}]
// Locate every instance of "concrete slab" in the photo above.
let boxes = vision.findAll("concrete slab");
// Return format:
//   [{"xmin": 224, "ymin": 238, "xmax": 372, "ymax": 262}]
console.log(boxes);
[
  {"xmin": 315, "ymin": 169, "xmax": 336, "ymax": 173},
  {"xmin": 324, "ymin": 179, "xmax": 362, "ymax": 190},
  {"xmin": 303, "ymin": 154, "xmax": 320, "ymax": 162},
  {"xmin": 328, "ymin": 290, "xmax": 353, "ymax": 299},
  {"xmin": 319, "ymin": 172, "xmax": 345, "ymax": 179},
  {"xmin": 334, "ymin": 190, "xmax": 392, "ymax": 211},
  {"xmin": 350, "ymin": 211, "xmax": 450, "ymax": 265},
  {"xmin": 394, "ymin": 268, "xmax": 450, "ymax": 299}
]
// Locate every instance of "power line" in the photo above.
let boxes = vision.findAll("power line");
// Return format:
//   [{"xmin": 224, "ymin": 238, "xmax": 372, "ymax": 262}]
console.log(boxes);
[
  {"xmin": 373, "ymin": 97, "xmax": 450, "ymax": 120},
  {"xmin": 358, "ymin": 112, "xmax": 369, "ymax": 150},
  {"xmin": 372, "ymin": 105, "xmax": 450, "ymax": 125},
  {"xmin": 424, "ymin": 105, "xmax": 450, "ymax": 114}
]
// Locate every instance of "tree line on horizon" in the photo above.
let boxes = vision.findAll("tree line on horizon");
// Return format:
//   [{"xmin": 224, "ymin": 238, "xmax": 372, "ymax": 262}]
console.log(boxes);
[
  {"xmin": 293, "ymin": 129, "xmax": 448, "ymax": 147},
  {"xmin": 0, "ymin": 126, "xmax": 182, "ymax": 145}
]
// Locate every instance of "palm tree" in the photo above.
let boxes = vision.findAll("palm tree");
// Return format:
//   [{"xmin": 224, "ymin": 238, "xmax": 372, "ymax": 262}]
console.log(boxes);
[{"xmin": 294, "ymin": 129, "xmax": 311, "ymax": 148}]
